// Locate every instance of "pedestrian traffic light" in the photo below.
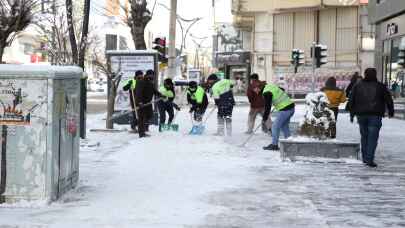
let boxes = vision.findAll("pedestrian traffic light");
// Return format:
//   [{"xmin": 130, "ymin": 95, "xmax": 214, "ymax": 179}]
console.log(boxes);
[
  {"xmin": 398, "ymin": 46, "xmax": 405, "ymax": 68},
  {"xmin": 153, "ymin": 37, "xmax": 167, "ymax": 64},
  {"xmin": 291, "ymin": 49, "xmax": 305, "ymax": 66},
  {"xmin": 291, "ymin": 49, "xmax": 305, "ymax": 73},
  {"xmin": 313, "ymin": 44, "xmax": 328, "ymax": 68}
]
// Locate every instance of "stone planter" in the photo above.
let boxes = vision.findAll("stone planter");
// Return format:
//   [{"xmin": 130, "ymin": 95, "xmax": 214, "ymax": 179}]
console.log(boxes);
[{"xmin": 279, "ymin": 139, "xmax": 360, "ymax": 161}]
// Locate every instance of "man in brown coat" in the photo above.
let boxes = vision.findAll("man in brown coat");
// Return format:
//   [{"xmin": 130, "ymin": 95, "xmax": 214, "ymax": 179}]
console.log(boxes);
[{"xmin": 246, "ymin": 73, "xmax": 271, "ymax": 134}]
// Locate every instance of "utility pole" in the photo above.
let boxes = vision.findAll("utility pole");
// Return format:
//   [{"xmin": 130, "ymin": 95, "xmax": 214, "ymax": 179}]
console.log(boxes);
[
  {"xmin": 167, "ymin": 0, "xmax": 177, "ymax": 79},
  {"xmin": 311, "ymin": 42, "xmax": 316, "ymax": 93}
]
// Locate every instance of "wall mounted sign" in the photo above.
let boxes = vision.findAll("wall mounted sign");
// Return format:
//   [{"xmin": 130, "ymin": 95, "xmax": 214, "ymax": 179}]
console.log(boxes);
[{"xmin": 387, "ymin": 23, "xmax": 399, "ymax": 36}]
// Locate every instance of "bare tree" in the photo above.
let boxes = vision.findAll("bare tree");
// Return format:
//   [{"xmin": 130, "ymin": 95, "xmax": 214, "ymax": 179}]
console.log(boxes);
[
  {"xmin": 65, "ymin": 0, "xmax": 90, "ymax": 68},
  {"xmin": 125, "ymin": 0, "xmax": 152, "ymax": 50},
  {"xmin": 0, "ymin": 0, "xmax": 38, "ymax": 63},
  {"xmin": 92, "ymin": 53, "xmax": 122, "ymax": 129},
  {"xmin": 65, "ymin": 0, "xmax": 91, "ymax": 138},
  {"xmin": 36, "ymin": 3, "xmax": 72, "ymax": 65}
]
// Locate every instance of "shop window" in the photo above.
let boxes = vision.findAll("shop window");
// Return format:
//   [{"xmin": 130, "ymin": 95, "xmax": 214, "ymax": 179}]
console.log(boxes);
[{"xmin": 383, "ymin": 36, "xmax": 405, "ymax": 98}]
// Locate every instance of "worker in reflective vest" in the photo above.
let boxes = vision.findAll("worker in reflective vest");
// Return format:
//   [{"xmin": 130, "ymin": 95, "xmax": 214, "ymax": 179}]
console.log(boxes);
[
  {"xmin": 207, "ymin": 74, "xmax": 235, "ymax": 136},
  {"xmin": 187, "ymin": 81, "xmax": 208, "ymax": 122},
  {"xmin": 261, "ymin": 83, "xmax": 295, "ymax": 151},
  {"xmin": 123, "ymin": 70, "xmax": 144, "ymax": 132},
  {"xmin": 158, "ymin": 78, "xmax": 180, "ymax": 130}
]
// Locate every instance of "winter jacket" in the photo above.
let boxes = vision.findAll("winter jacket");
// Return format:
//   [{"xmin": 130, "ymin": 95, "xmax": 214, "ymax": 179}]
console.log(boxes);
[
  {"xmin": 348, "ymin": 80, "xmax": 394, "ymax": 117},
  {"xmin": 212, "ymin": 79, "xmax": 235, "ymax": 107},
  {"xmin": 187, "ymin": 86, "xmax": 208, "ymax": 111},
  {"xmin": 159, "ymin": 85, "xmax": 175, "ymax": 102},
  {"xmin": 247, "ymin": 79, "xmax": 265, "ymax": 109},
  {"xmin": 135, "ymin": 79, "xmax": 158, "ymax": 118},
  {"xmin": 262, "ymin": 84, "xmax": 294, "ymax": 121},
  {"xmin": 123, "ymin": 79, "xmax": 137, "ymax": 109},
  {"xmin": 321, "ymin": 87, "xmax": 346, "ymax": 108}
]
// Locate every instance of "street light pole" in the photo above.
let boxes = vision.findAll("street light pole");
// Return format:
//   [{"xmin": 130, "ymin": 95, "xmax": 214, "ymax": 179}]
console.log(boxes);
[
  {"xmin": 311, "ymin": 42, "xmax": 316, "ymax": 93},
  {"xmin": 168, "ymin": 0, "xmax": 177, "ymax": 79}
]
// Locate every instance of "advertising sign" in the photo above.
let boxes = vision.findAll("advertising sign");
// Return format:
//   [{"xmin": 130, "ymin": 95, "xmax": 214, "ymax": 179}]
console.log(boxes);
[
  {"xmin": 274, "ymin": 67, "xmax": 357, "ymax": 95},
  {"xmin": 108, "ymin": 53, "xmax": 157, "ymax": 111}
]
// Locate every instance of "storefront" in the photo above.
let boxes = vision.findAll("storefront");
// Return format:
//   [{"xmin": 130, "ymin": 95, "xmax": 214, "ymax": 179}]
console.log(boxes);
[
  {"xmin": 215, "ymin": 51, "xmax": 251, "ymax": 95},
  {"xmin": 379, "ymin": 15, "xmax": 405, "ymax": 97},
  {"xmin": 369, "ymin": 0, "xmax": 405, "ymax": 97}
]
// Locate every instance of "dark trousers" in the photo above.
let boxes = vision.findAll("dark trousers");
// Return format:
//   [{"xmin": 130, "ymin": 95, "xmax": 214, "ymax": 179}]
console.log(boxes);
[
  {"xmin": 330, "ymin": 107, "xmax": 339, "ymax": 121},
  {"xmin": 217, "ymin": 104, "xmax": 233, "ymax": 118},
  {"xmin": 131, "ymin": 111, "xmax": 138, "ymax": 130},
  {"xmin": 158, "ymin": 101, "xmax": 174, "ymax": 124},
  {"xmin": 357, "ymin": 116, "xmax": 382, "ymax": 163},
  {"xmin": 193, "ymin": 107, "xmax": 207, "ymax": 122},
  {"xmin": 137, "ymin": 110, "xmax": 148, "ymax": 137}
]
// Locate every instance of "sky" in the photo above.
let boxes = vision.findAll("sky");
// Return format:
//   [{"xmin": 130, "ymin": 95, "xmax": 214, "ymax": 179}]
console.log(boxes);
[
  {"xmin": 90, "ymin": 0, "xmax": 233, "ymax": 52},
  {"xmin": 147, "ymin": 0, "xmax": 233, "ymax": 52}
]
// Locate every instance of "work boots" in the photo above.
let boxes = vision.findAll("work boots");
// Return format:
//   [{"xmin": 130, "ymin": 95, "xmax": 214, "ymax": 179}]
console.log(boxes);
[
  {"xmin": 225, "ymin": 117, "xmax": 232, "ymax": 136},
  {"xmin": 216, "ymin": 117, "xmax": 225, "ymax": 136}
]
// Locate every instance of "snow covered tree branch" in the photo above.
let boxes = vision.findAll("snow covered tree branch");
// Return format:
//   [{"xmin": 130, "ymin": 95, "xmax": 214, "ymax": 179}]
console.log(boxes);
[
  {"xmin": 0, "ymin": 0, "xmax": 39, "ymax": 63},
  {"xmin": 124, "ymin": 0, "xmax": 152, "ymax": 50}
]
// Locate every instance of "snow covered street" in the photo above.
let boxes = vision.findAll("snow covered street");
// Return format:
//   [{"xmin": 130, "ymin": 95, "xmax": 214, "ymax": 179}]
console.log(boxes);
[{"xmin": 1, "ymin": 105, "xmax": 405, "ymax": 228}]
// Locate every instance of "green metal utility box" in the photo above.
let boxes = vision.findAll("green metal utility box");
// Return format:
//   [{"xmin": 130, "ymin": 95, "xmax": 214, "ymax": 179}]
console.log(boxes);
[{"xmin": 0, "ymin": 65, "xmax": 82, "ymax": 203}]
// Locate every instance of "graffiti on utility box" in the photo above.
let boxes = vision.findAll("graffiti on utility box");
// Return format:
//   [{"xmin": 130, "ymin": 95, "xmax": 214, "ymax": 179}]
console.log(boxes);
[{"xmin": 0, "ymin": 80, "xmax": 46, "ymax": 126}]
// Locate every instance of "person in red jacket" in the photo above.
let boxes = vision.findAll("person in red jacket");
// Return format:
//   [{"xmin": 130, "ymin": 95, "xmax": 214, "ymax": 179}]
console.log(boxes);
[{"xmin": 246, "ymin": 73, "xmax": 271, "ymax": 134}]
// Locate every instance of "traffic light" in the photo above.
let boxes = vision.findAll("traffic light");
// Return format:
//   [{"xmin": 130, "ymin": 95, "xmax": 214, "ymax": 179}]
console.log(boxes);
[
  {"xmin": 313, "ymin": 44, "xmax": 328, "ymax": 68},
  {"xmin": 399, "ymin": 46, "xmax": 405, "ymax": 68},
  {"xmin": 153, "ymin": 37, "xmax": 167, "ymax": 64},
  {"xmin": 291, "ymin": 49, "xmax": 304, "ymax": 73},
  {"xmin": 291, "ymin": 49, "xmax": 305, "ymax": 66}
]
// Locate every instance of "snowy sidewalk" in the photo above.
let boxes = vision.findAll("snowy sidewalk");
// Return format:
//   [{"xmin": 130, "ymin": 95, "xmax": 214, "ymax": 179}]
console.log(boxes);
[{"xmin": 1, "ymin": 106, "xmax": 405, "ymax": 228}]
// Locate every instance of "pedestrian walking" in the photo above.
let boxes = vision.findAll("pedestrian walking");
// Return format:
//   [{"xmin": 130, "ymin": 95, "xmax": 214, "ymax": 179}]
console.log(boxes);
[
  {"xmin": 206, "ymin": 74, "xmax": 235, "ymax": 136},
  {"xmin": 348, "ymin": 68, "xmax": 394, "ymax": 167},
  {"xmin": 246, "ymin": 73, "xmax": 270, "ymax": 134},
  {"xmin": 123, "ymin": 70, "xmax": 143, "ymax": 132},
  {"xmin": 262, "ymin": 83, "xmax": 295, "ymax": 151},
  {"xmin": 391, "ymin": 81, "xmax": 400, "ymax": 99},
  {"xmin": 135, "ymin": 69, "xmax": 159, "ymax": 138},
  {"xmin": 321, "ymin": 77, "xmax": 346, "ymax": 121},
  {"xmin": 158, "ymin": 78, "xmax": 180, "ymax": 131},
  {"xmin": 187, "ymin": 81, "xmax": 208, "ymax": 122},
  {"xmin": 345, "ymin": 72, "xmax": 361, "ymax": 111}
]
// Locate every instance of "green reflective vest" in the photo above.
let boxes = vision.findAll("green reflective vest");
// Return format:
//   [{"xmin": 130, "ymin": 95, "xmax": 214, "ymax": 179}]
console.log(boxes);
[
  {"xmin": 212, "ymin": 79, "xmax": 233, "ymax": 99},
  {"xmin": 262, "ymin": 84, "xmax": 293, "ymax": 111},
  {"xmin": 123, "ymin": 79, "xmax": 137, "ymax": 90},
  {"xmin": 159, "ymin": 85, "xmax": 174, "ymax": 101},
  {"xmin": 187, "ymin": 86, "xmax": 205, "ymax": 104}
]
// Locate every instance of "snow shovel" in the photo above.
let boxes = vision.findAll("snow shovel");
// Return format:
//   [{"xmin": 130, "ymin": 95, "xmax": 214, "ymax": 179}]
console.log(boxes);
[
  {"xmin": 189, "ymin": 107, "xmax": 216, "ymax": 135},
  {"xmin": 189, "ymin": 114, "xmax": 204, "ymax": 135},
  {"xmin": 109, "ymin": 98, "xmax": 163, "ymax": 121},
  {"xmin": 239, "ymin": 124, "xmax": 262, "ymax": 147},
  {"xmin": 159, "ymin": 109, "xmax": 180, "ymax": 132},
  {"xmin": 239, "ymin": 109, "xmax": 274, "ymax": 147}
]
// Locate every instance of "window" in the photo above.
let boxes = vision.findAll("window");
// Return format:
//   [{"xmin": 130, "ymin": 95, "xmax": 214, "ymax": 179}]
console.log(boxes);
[
  {"xmin": 383, "ymin": 36, "xmax": 405, "ymax": 98},
  {"xmin": 119, "ymin": 36, "xmax": 127, "ymax": 50},
  {"xmin": 105, "ymin": 34, "xmax": 117, "ymax": 51}
]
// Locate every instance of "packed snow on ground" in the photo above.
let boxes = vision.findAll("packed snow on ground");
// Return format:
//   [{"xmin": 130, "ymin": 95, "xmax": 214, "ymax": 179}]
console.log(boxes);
[{"xmin": 1, "ymin": 105, "xmax": 405, "ymax": 228}]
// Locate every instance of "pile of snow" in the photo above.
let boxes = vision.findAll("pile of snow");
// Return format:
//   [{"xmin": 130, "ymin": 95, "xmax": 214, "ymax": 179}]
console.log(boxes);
[{"xmin": 300, "ymin": 92, "xmax": 336, "ymax": 139}]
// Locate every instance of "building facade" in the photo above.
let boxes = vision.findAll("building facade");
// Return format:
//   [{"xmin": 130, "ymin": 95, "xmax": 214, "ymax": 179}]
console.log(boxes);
[
  {"xmin": 368, "ymin": 0, "xmax": 405, "ymax": 97},
  {"xmin": 232, "ymin": 0, "xmax": 373, "ymax": 95}
]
